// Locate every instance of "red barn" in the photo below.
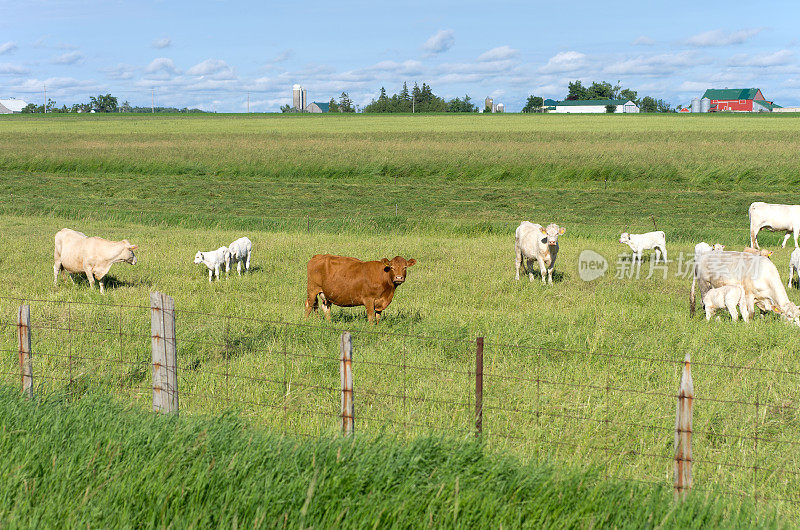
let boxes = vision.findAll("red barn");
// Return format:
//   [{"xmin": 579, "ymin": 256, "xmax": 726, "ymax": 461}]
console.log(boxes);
[{"xmin": 702, "ymin": 88, "xmax": 779, "ymax": 112}]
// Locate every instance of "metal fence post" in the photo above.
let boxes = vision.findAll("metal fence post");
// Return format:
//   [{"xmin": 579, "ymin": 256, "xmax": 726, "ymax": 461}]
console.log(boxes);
[
  {"xmin": 475, "ymin": 336, "xmax": 484, "ymax": 437},
  {"xmin": 674, "ymin": 353, "xmax": 693, "ymax": 500},
  {"xmin": 17, "ymin": 305, "xmax": 32, "ymax": 399},
  {"xmin": 151, "ymin": 292, "xmax": 178, "ymax": 414},
  {"xmin": 340, "ymin": 331, "xmax": 354, "ymax": 436}
]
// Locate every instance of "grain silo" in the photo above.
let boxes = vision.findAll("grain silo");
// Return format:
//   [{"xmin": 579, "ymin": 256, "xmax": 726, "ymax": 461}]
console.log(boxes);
[
  {"xmin": 292, "ymin": 84, "xmax": 307, "ymax": 111},
  {"xmin": 700, "ymin": 98, "xmax": 711, "ymax": 113},
  {"xmin": 690, "ymin": 98, "xmax": 701, "ymax": 113}
]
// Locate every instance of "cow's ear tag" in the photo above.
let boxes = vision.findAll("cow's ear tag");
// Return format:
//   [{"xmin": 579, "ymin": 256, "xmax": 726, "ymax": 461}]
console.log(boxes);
[{"xmin": 540, "ymin": 228, "xmax": 547, "ymax": 234}]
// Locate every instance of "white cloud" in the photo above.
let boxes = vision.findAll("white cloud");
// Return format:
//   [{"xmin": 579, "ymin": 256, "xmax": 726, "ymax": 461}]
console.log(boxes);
[
  {"xmin": 152, "ymin": 37, "xmax": 172, "ymax": 49},
  {"xmin": 0, "ymin": 63, "xmax": 28, "ymax": 75},
  {"xmin": 686, "ymin": 28, "xmax": 763, "ymax": 47},
  {"xmin": 632, "ymin": 36, "xmax": 655, "ymax": 46},
  {"xmin": 102, "ymin": 63, "xmax": 136, "ymax": 80},
  {"xmin": 603, "ymin": 52, "xmax": 697, "ymax": 76},
  {"xmin": 270, "ymin": 49, "xmax": 294, "ymax": 63},
  {"xmin": 422, "ymin": 29, "xmax": 454, "ymax": 54},
  {"xmin": 51, "ymin": 51, "xmax": 83, "ymax": 65},
  {"xmin": 186, "ymin": 58, "xmax": 236, "ymax": 79},
  {"xmin": 0, "ymin": 41, "xmax": 17, "ymax": 55},
  {"xmin": 539, "ymin": 51, "xmax": 588, "ymax": 74},
  {"xmin": 729, "ymin": 49, "xmax": 794, "ymax": 67},
  {"xmin": 477, "ymin": 45, "xmax": 518, "ymax": 62},
  {"xmin": 145, "ymin": 57, "xmax": 179, "ymax": 75}
]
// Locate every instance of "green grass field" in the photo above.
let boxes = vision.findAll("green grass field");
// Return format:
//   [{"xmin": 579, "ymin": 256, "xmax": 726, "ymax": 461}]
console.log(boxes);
[
  {"xmin": 1, "ymin": 390, "xmax": 780, "ymax": 528},
  {"xmin": 2, "ymin": 113, "xmax": 800, "ymax": 520}
]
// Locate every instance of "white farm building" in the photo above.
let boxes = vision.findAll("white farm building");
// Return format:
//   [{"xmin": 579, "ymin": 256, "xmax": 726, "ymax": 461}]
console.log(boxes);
[
  {"xmin": 0, "ymin": 98, "xmax": 28, "ymax": 114},
  {"xmin": 544, "ymin": 98, "xmax": 639, "ymax": 114}
]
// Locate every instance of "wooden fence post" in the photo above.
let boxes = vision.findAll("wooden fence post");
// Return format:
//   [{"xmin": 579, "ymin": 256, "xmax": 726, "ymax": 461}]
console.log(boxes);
[
  {"xmin": 475, "ymin": 337, "xmax": 484, "ymax": 437},
  {"xmin": 17, "ymin": 305, "xmax": 32, "ymax": 399},
  {"xmin": 340, "ymin": 331, "xmax": 354, "ymax": 436},
  {"xmin": 151, "ymin": 292, "xmax": 178, "ymax": 414},
  {"xmin": 674, "ymin": 352, "xmax": 693, "ymax": 500}
]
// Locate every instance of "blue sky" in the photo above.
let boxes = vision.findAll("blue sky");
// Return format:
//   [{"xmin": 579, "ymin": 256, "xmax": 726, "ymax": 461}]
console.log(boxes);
[{"xmin": 2, "ymin": 0, "xmax": 799, "ymax": 111}]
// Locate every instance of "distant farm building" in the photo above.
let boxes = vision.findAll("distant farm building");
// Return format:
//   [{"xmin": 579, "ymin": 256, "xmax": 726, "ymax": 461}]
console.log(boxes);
[
  {"xmin": 292, "ymin": 84, "xmax": 308, "ymax": 111},
  {"xmin": 305, "ymin": 101, "xmax": 329, "ymax": 113},
  {"xmin": 546, "ymin": 99, "xmax": 639, "ymax": 114},
  {"xmin": 701, "ymin": 88, "xmax": 780, "ymax": 112},
  {"xmin": 0, "ymin": 98, "xmax": 28, "ymax": 114}
]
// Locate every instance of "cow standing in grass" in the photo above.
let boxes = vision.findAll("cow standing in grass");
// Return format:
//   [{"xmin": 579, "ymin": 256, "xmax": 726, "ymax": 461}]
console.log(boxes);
[
  {"xmin": 749, "ymin": 202, "xmax": 800, "ymax": 249},
  {"xmin": 515, "ymin": 222, "xmax": 566, "ymax": 284},
  {"xmin": 305, "ymin": 254, "xmax": 416, "ymax": 323},
  {"xmin": 54, "ymin": 228, "xmax": 138, "ymax": 294}
]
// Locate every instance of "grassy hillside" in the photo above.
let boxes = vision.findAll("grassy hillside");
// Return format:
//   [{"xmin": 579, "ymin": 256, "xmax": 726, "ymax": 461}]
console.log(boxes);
[{"xmin": 0, "ymin": 390, "xmax": 780, "ymax": 528}]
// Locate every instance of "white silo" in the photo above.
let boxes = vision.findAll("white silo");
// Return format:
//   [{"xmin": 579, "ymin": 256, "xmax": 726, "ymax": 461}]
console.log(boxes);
[
  {"xmin": 700, "ymin": 98, "xmax": 711, "ymax": 113},
  {"xmin": 293, "ymin": 84, "xmax": 305, "ymax": 110},
  {"xmin": 496, "ymin": 103, "xmax": 504, "ymax": 113},
  {"xmin": 690, "ymin": 98, "xmax": 701, "ymax": 113}
]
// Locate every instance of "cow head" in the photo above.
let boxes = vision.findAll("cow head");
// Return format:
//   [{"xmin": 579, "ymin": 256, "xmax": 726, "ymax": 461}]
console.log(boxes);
[
  {"xmin": 540, "ymin": 224, "xmax": 566, "ymax": 248},
  {"xmin": 712, "ymin": 244, "xmax": 725, "ymax": 251},
  {"xmin": 381, "ymin": 256, "xmax": 417, "ymax": 285},
  {"xmin": 194, "ymin": 251, "xmax": 204, "ymax": 264},
  {"xmin": 780, "ymin": 303, "xmax": 800, "ymax": 327},
  {"xmin": 121, "ymin": 240, "xmax": 138, "ymax": 265},
  {"xmin": 619, "ymin": 232, "xmax": 631, "ymax": 245}
]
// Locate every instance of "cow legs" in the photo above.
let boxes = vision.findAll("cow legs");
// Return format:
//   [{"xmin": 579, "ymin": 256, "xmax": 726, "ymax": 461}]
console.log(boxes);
[
  {"xmin": 215, "ymin": 264, "xmax": 221, "ymax": 281},
  {"xmin": 750, "ymin": 226, "xmax": 759, "ymax": 249},
  {"xmin": 305, "ymin": 290, "xmax": 320, "ymax": 317},
  {"xmin": 365, "ymin": 300, "xmax": 376, "ymax": 322},
  {"xmin": 789, "ymin": 264, "xmax": 795, "ymax": 290},
  {"xmin": 794, "ymin": 229, "xmax": 799, "ymax": 249},
  {"xmin": 99, "ymin": 280, "xmax": 105, "ymax": 295},
  {"xmin": 546, "ymin": 266, "xmax": 554, "ymax": 284},
  {"xmin": 536, "ymin": 256, "xmax": 547, "ymax": 284},
  {"xmin": 237, "ymin": 261, "xmax": 242, "ymax": 275},
  {"xmin": 245, "ymin": 253, "xmax": 251, "ymax": 271},
  {"xmin": 782, "ymin": 233, "xmax": 792, "ymax": 248},
  {"xmin": 705, "ymin": 306, "xmax": 714, "ymax": 321},
  {"xmin": 514, "ymin": 246, "xmax": 523, "ymax": 281},
  {"xmin": 375, "ymin": 311, "xmax": 382, "ymax": 323},
  {"xmin": 725, "ymin": 301, "xmax": 739, "ymax": 321},
  {"xmin": 659, "ymin": 245, "xmax": 667, "ymax": 264},
  {"xmin": 208, "ymin": 269, "xmax": 213, "ymax": 283}
]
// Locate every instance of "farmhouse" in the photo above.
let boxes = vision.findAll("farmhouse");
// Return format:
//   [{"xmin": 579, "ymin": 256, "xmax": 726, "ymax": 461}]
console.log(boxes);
[
  {"xmin": 547, "ymin": 99, "xmax": 639, "ymax": 114},
  {"xmin": 305, "ymin": 101, "xmax": 330, "ymax": 113},
  {"xmin": 0, "ymin": 98, "xmax": 28, "ymax": 114},
  {"xmin": 702, "ymin": 88, "xmax": 780, "ymax": 112}
]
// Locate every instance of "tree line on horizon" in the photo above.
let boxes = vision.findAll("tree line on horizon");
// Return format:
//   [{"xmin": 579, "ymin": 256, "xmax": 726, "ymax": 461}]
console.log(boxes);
[{"xmin": 21, "ymin": 93, "xmax": 205, "ymax": 114}]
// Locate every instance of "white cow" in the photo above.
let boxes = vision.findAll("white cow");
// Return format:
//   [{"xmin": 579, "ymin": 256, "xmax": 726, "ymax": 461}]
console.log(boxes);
[
  {"xmin": 749, "ymin": 202, "xmax": 800, "ymax": 249},
  {"xmin": 703, "ymin": 285, "xmax": 748, "ymax": 322},
  {"xmin": 619, "ymin": 231, "xmax": 667, "ymax": 264},
  {"xmin": 227, "ymin": 237, "xmax": 252, "ymax": 275},
  {"xmin": 691, "ymin": 251, "xmax": 800, "ymax": 326},
  {"xmin": 194, "ymin": 247, "xmax": 229, "ymax": 282},
  {"xmin": 694, "ymin": 242, "xmax": 724, "ymax": 257},
  {"xmin": 54, "ymin": 228, "xmax": 138, "ymax": 294},
  {"xmin": 515, "ymin": 222, "xmax": 566, "ymax": 284},
  {"xmin": 788, "ymin": 248, "xmax": 800, "ymax": 289}
]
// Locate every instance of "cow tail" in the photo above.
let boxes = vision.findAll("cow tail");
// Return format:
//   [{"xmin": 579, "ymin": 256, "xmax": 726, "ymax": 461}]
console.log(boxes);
[{"xmin": 689, "ymin": 271, "xmax": 697, "ymax": 318}]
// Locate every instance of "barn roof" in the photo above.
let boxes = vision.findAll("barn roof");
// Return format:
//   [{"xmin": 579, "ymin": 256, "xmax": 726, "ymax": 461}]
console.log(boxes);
[
  {"xmin": 0, "ymin": 98, "xmax": 28, "ymax": 112},
  {"xmin": 701, "ymin": 88, "xmax": 760, "ymax": 100},
  {"xmin": 753, "ymin": 100, "xmax": 782, "ymax": 111},
  {"xmin": 312, "ymin": 101, "xmax": 330, "ymax": 112}
]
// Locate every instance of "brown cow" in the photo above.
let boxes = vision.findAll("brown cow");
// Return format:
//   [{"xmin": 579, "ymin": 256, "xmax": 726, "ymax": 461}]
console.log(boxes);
[
  {"xmin": 54, "ymin": 228, "xmax": 138, "ymax": 294},
  {"xmin": 305, "ymin": 254, "xmax": 416, "ymax": 323}
]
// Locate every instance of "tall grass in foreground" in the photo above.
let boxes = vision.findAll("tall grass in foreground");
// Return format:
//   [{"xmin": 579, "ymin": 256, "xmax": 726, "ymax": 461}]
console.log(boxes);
[{"xmin": 0, "ymin": 389, "xmax": 782, "ymax": 528}]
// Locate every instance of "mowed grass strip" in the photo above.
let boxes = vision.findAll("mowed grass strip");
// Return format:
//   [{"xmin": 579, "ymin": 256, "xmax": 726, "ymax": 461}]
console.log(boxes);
[{"xmin": 0, "ymin": 389, "xmax": 782, "ymax": 528}]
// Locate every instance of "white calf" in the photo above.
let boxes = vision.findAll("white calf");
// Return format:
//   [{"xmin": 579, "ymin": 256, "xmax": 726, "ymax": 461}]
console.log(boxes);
[
  {"xmin": 703, "ymin": 285, "xmax": 749, "ymax": 322},
  {"xmin": 227, "ymin": 237, "xmax": 252, "ymax": 275},
  {"xmin": 194, "ymin": 247, "xmax": 229, "ymax": 282},
  {"xmin": 619, "ymin": 231, "xmax": 667, "ymax": 264},
  {"xmin": 694, "ymin": 242, "xmax": 724, "ymax": 258}
]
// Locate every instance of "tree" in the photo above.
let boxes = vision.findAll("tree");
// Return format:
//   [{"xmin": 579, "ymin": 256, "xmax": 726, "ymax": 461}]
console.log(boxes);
[
  {"xmin": 657, "ymin": 99, "xmax": 672, "ymax": 113},
  {"xmin": 605, "ymin": 104, "xmax": 617, "ymax": 113},
  {"xmin": 339, "ymin": 92, "xmax": 355, "ymax": 113},
  {"xmin": 447, "ymin": 94, "xmax": 477, "ymax": 113},
  {"xmin": 522, "ymin": 95, "xmax": 544, "ymax": 113},
  {"xmin": 639, "ymin": 96, "xmax": 657, "ymax": 113},
  {"xmin": 280, "ymin": 104, "xmax": 292, "ymax": 113},
  {"xmin": 619, "ymin": 88, "xmax": 638, "ymax": 104},
  {"xmin": 90, "ymin": 93, "xmax": 118, "ymax": 113},
  {"xmin": 21, "ymin": 103, "xmax": 38, "ymax": 113},
  {"xmin": 328, "ymin": 98, "xmax": 340, "ymax": 113},
  {"xmin": 588, "ymin": 81, "xmax": 614, "ymax": 100},
  {"xmin": 120, "ymin": 100, "xmax": 132, "ymax": 113},
  {"xmin": 566, "ymin": 80, "xmax": 588, "ymax": 100}
]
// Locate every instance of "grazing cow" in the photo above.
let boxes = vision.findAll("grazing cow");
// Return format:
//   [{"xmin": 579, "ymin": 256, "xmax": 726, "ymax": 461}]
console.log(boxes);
[
  {"xmin": 194, "ymin": 247, "xmax": 229, "ymax": 282},
  {"xmin": 227, "ymin": 237, "xmax": 252, "ymax": 275},
  {"xmin": 54, "ymin": 228, "xmax": 138, "ymax": 294},
  {"xmin": 690, "ymin": 251, "xmax": 800, "ymax": 326},
  {"xmin": 305, "ymin": 254, "xmax": 416, "ymax": 323},
  {"xmin": 748, "ymin": 202, "xmax": 800, "ymax": 249},
  {"xmin": 694, "ymin": 242, "xmax": 724, "ymax": 257},
  {"xmin": 742, "ymin": 247, "xmax": 773, "ymax": 258},
  {"xmin": 788, "ymin": 248, "xmax": 800, "ymax": 289},
  {"xmin": 703, "ymin": 285, "xmax": 748, "ymax": 322},
  {"xmin": 619, "ymin": 231, "xmax": 667, "ymax": 264},
  {"xmin": 515, "ymin": 222, "xmax": 566, "ymax": 284}
]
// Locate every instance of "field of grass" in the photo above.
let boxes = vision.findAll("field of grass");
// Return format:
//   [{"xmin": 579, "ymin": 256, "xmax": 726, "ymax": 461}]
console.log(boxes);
[
  {"xmin": 2, "ymin": 113, "xmax": 800, "ymax": 519},
  {"xmin": 0, "ymin": 390, "xmax": 781, "ymax": 528}
]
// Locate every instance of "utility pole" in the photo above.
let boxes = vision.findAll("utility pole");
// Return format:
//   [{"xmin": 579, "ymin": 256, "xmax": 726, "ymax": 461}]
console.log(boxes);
[
  {"xmin": 43, "ymin": 84, "xmax": 46, "ymax": 113},
  {"xmin": 152, "ymin": 89, "xmax": 155, "ymax": 113},
  {"xmin": 247, "ymin": 92, "xmax": 250, "ymax": 113}
]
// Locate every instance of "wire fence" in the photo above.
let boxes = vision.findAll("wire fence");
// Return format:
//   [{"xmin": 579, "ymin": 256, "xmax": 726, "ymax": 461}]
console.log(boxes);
[{"xmin": 2, "ymin": 294, "xmax": 799, "ymax": 514}]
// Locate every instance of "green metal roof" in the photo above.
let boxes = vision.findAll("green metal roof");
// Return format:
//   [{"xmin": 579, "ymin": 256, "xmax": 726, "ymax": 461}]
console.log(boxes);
[
  {"xmin": 311, "ymin": 101, "xmax": 330, "ymax": 112},
  {"xmin": 554, "ymin": 99, "xmax": 632, "ymax": 106},
  {"xmin": 753, "ymin": 100, "xmax": 782, "ymax": 110},
  {"xmin": 701, "ymin": 88, "xmax": 760, "ymax": 100}
]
